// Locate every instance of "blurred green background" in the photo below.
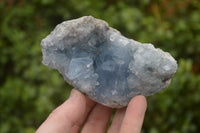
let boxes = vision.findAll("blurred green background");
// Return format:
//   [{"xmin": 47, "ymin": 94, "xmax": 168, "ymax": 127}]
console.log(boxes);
[{"xmin": 0, "ymin": 0, "xmax": 200, "ymax": 132}]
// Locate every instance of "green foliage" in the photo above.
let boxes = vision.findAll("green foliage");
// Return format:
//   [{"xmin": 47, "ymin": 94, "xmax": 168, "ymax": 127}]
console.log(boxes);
[{"xmin": 0, "ymin": 0, "xmax": 200, "ymax": 132}]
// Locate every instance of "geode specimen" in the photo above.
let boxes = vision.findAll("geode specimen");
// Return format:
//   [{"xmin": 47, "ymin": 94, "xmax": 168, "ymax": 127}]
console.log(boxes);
[{"xmin": 41, "ymin": 16, "xmax": 177, "ymax": 108}]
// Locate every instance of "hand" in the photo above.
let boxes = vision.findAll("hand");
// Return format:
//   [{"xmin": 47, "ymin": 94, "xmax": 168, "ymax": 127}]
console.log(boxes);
[{"xmin": 36, "ymin": 89, "xmax": 147, "ymax": 133}]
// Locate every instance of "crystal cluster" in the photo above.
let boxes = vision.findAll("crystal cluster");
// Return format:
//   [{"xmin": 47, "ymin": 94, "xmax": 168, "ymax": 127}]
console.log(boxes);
[{"xmin": 41, "ymin": 16, "xmax": 177, "ymax": 108}]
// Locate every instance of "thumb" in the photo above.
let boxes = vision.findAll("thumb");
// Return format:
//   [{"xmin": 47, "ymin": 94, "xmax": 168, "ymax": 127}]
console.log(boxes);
[{"xmin": 36, "ymin": 89, "xmax": 86, "ymax": 133}]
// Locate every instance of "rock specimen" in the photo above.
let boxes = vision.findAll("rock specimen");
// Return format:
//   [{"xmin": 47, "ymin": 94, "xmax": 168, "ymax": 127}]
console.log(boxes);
[{"xmin": 41, "ymin": 16, "xmax": 177, "ymax": 108}]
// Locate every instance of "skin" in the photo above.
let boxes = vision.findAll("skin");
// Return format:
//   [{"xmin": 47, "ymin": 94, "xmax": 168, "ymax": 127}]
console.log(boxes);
[{"xmin": 36, "ymin": 89, "xmax": 147, "ymax": 133}]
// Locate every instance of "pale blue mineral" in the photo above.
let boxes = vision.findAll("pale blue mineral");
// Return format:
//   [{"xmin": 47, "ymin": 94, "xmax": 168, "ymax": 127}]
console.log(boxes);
[{"xmin": 41, "ymin": 16, "xmax": 178, "ymax": 108}]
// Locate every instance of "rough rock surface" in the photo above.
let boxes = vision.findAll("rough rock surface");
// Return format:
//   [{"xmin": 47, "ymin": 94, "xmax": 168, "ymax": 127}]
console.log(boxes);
[{"xmin": 41, "ymin": 16, "xmax": 178, "ymax": 108}]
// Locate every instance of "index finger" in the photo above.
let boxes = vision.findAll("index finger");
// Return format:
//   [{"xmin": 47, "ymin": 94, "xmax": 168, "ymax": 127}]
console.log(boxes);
[{"xmin": 36, "ymin": 89, "xmax": 96, "ymax": 133}]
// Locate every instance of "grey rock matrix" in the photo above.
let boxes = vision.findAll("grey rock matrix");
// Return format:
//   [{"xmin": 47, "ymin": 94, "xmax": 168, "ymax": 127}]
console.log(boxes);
[{"xmin": 41, "ymin": 16, "xmax": 177, "ymax": 108}]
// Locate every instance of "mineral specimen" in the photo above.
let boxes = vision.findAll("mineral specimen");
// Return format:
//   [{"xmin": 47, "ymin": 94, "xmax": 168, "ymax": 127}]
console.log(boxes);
[{"xmin": 41, "ymin": 16, "xmax": 177, "ymax": 108}]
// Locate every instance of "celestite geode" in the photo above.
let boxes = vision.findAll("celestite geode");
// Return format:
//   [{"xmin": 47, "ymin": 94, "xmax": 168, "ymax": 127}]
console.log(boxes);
[{"xmin": 41, "ymin": 16, "xmax": 177, "ymax": 108}]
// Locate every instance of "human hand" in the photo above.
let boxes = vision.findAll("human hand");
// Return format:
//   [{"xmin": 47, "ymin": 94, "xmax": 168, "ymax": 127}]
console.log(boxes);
[{"xmin": 36, "ymin": 89, "xmax": 147, "ymax": 133}]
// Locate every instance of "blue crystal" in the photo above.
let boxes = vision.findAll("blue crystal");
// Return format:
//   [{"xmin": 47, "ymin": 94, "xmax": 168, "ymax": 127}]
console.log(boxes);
[{"xmin": 41, "ymin": 16, "xmax": 177, "ymax": 108}]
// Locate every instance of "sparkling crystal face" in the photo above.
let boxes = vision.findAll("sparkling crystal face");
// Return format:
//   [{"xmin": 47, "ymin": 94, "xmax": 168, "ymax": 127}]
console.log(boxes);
[{"xmin": 41, "ymin": 16, "xmax": 177, "ymax": 108}]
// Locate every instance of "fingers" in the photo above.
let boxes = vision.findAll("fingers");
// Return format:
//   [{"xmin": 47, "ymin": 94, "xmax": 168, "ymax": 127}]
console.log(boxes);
[
  {"xmin": 108, "ymin": 108, "xmax": 126, "ymax": 133},
  {"xmin": 81, "ymin": 104, "xmax": 113, "ymax": 133},
  {"xmin": 36, "ymin": 89, "xmax": 96, "ymax": 133},
  {"xmin": 36, "ymin": 89, "xmax": 147, "ymax": 133},
  {"xmin": 120, "ymin": 95, "xmax": 147, "ymax": 133}
]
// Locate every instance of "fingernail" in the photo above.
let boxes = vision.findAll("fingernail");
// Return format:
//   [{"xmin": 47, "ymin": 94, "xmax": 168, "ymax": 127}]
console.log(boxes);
[{"xmin": 69, "ymin": 89, "xmax": 81, "ymax": 99}]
